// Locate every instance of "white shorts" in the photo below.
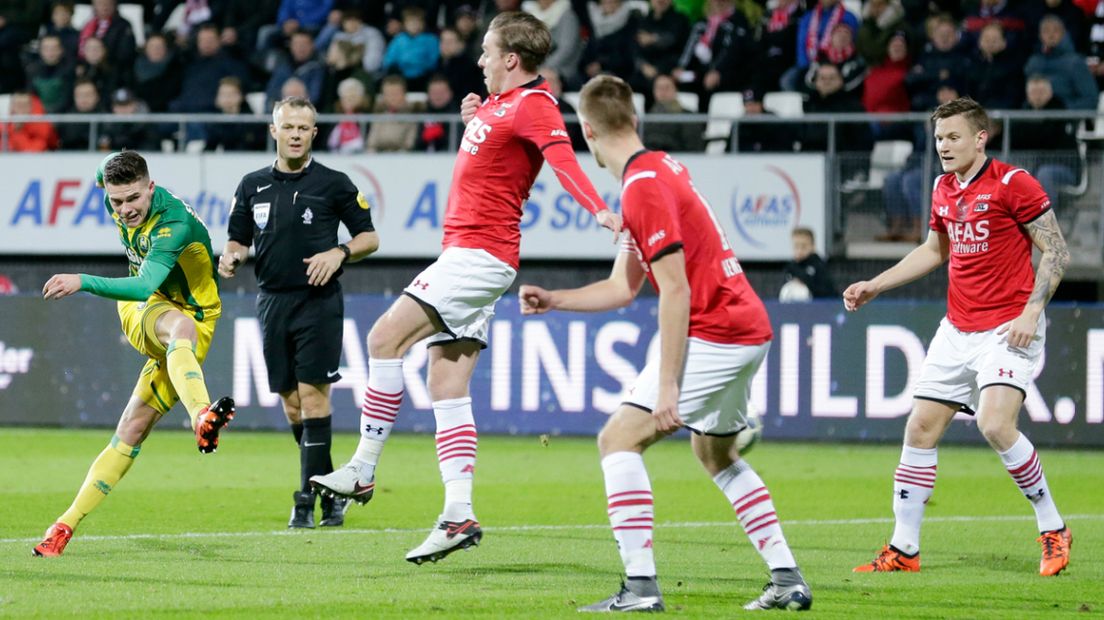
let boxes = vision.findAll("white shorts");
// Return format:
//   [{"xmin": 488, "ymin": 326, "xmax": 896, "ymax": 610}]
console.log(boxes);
[
  {"xmin": 403, "ymin": 247, "xmax": 517, "ymax": 347},
  {"xmin": 623, "ymin": 338, "xmax": 770, "ymax": 436},
  {"xmin": 913, "ymin": 314, "xmax": 1046, "ymax": 414}
]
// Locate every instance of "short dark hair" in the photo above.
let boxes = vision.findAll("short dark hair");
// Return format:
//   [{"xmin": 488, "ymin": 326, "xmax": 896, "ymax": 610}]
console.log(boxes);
[
  {"xmin": 488, "ymin": 12, "xmax": 552, "ymax": 73},
  {"xmin": 791, "ymin": 227, "xmax": 815, "ymax": 241},
  {"xmin": 381, "ymin": 74, "xmax": 408, "ymax": 90},
  {"xmin": 219, "ymin": 76, "xmax": 243, "ymax": 92},
  {"xmin": 402, "ymin": 6, "xmax": 426, "ymax": 21},
  {"xmin": 579, "ymin": 75, "xmax": 636, "ymax": 136},
  {"xmin": 272, "ymin": 95, "xmax": 317, "ymax": 123},
  {"xmin": 103, "ymin": 151, "xmax": 149, "ymax": 186},
  {"xmin": 930, "ymin": 96, "xmax": 990, "ymax": 135}
]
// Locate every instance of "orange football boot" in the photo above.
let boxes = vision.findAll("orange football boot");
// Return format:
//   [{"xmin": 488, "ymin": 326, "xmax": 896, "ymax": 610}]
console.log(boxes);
[
  {"xmin": 195, "ymin": 396, "xmax": 235, "ymax": 453},
  {"xmin": 32, "ymin": 522, "xmax": 73, "ymax": 557},
  {"xmin": 1037, "ymin": 527, "xmax": 1072, "ymax": 576},
  {"xmin": 853, "ymin": 544, "xmax": 921, "ymax": 572}
]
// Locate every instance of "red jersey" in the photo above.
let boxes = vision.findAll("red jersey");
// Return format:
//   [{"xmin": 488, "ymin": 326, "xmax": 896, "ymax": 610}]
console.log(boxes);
[
  {"xmin": 929, "ymin": 158, "xmax": 1050, "ymax": 332},
  {"xmin": 621, "ymin": 150, "xmax": 772, "ymax": 345},
  {"xmin": 442, "ymin": 77, "xmax": 606, "ymax": 268}
]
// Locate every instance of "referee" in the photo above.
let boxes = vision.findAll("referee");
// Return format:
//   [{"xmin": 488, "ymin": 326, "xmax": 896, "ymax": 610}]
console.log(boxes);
[{"xmin": 219, "ymin": 96, "xmax": 379, "ymax": 528}]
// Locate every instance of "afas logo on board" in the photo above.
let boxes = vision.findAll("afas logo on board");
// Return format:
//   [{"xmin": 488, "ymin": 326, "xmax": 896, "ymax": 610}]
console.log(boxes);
[{"xmin": 729, "ymin": 165, "xmax": 801, "ymax": 249}]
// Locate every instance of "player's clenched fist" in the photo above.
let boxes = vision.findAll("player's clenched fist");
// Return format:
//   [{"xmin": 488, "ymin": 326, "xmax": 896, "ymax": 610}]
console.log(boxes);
[
  {"xmin": 460, "ymin": 93, "xmax": 482, "ymax": 125},
  {"xmin": 42, "ymin": 274, "xmax": 81, "ymax": 300},
  {"xmin": 519, "ymin": 284, "xmax": 553, "ymax": 315},
  {"xmin": 218, "ymin": 252, "xmax": 242, "ymax": 278},
  {"xmin": 842, "ymin": 280, "xmax": 879, "ymax": 312}
]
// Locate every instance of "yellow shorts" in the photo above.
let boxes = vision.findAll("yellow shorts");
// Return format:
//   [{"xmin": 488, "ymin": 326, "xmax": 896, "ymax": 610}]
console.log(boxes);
[{"xmin": 117, "ymin": 295, "xmax": 217, "ymax": 415}]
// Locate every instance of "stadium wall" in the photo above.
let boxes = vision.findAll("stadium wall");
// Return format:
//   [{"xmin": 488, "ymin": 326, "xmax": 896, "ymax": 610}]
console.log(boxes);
[{"xmin": 1, "ymin": 295, "xmax": 1101, "ymax": 447}]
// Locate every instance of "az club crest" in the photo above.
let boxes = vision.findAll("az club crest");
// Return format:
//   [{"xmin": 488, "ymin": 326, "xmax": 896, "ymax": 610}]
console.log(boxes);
[{"xmin": 254, "ymin": 202, "xmax": 271, "ymax": 229}]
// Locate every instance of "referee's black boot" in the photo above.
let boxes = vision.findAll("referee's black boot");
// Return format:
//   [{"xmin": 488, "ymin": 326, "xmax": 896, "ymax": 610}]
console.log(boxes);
[
  {"xmin": 289, "ymin": 491, "xmax": 316, "ymax": 529},
  {"xmin": 320, "ymin": 493, "xmax": 351, "ymax": 527}
]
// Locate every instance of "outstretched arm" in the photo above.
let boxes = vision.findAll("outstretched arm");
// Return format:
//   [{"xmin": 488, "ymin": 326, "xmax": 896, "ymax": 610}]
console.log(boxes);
[
  {"xmin": 999, "ymin": 210, "xmax": 1069, "ymax": 347},
  {"xmin": 843, "ymin": 229, "xmax": 949, "ymax": 311},
  {"xmin": 520, "ymin": 250, "xmax": 646, "ymax": 315},
  {"xmin": 648, "ymin": 249, "xmax": 691, "ymax": 433},
  {"xmin": 542, "ymin": 141, "xmax": 621, "ymax": 239}
]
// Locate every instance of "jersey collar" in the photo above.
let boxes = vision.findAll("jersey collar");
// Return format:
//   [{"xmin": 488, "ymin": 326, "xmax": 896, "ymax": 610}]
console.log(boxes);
[
  {"xmin": 492, "ymin": 76, "xmax": 547, "ymax": 100},
  {"xmin": 957, "ymin": 157, "xmax": 991, "ymax": 189},
  {"xmin": 270, "ymin": 157, "xmax": 314, "ymax": 180},
  {"xmin": 622, "ymin": 148, "xmax": 650, "ymax": 180}
]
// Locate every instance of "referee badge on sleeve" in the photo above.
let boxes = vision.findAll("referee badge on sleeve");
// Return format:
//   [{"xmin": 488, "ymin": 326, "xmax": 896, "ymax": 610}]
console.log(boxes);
[
  {"xmin": 253, "ymin": 202, "xmax": 271, "ymax": 229},
  {"xmin": 356, "ymin": 192, "xmax": 371, "ymax": 210}
]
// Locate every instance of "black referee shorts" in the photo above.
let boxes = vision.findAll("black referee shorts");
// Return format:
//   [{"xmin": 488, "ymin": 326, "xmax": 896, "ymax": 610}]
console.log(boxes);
[{"xmin": 257, "ymin": 284, "xmax": 344, "ymax": 393}]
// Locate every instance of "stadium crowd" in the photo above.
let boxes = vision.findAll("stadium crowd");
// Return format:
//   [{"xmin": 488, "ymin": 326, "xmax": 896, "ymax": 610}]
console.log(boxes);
[{"xmin": 0, "ymin": 0, "xmax": 1102, "ymax": 155}]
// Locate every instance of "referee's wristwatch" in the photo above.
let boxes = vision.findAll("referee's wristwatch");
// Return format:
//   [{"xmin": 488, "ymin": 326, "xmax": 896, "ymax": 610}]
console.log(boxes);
[{"xmin": 337, "ymin": 243, "xmax": 352, "ymax": 263}]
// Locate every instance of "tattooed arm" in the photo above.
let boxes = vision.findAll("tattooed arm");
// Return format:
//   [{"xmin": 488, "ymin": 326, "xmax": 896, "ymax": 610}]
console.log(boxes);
[{"xmin": 999, "ymin": 210, "xmax": 1070, "ymax": 348}]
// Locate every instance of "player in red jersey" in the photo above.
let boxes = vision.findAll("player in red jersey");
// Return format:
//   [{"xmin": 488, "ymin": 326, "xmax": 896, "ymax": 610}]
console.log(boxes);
[
  {"xmin": 520, "ymin": 76, "xmax": 812, "ymax": 613},
  {"xmin": 846, "ymin": 98, "xmax": 1072, "ymax": 576},
  {"xmin": 310, "ymin": 11, "xmax": 620, "ymax": 564}
]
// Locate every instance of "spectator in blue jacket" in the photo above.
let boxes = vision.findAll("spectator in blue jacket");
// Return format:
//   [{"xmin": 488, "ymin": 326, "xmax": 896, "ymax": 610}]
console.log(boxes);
[
  {"xmin": 1024, "ymin": 15, "xmax": 1100, "ymax": 110},
  {"xmin": 787, "ymin": 0, "xmax": 859, "ymax": 88},
  {"xmin": 266, "ymin": 31, "xmax": 326, "ymax": 110},
  {"xmin": 278, "ymin": 0, "xmax": 334, "ymax": 37},
  {"xmin": 382, "ymin": 7, "xmax": 440, "ymax": 92}
]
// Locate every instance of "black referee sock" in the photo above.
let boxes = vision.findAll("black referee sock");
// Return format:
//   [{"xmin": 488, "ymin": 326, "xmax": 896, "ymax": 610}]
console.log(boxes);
[
  {"xmin": 290, "ymin": 422, "xmax": 304, "ymax": 447},
  {"xmin": 300, "ymin": 417, "xmax": 333, "ymax": 494}
]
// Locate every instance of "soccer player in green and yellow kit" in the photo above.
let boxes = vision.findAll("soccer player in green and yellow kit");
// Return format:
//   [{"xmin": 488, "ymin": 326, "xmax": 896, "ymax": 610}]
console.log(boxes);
[{"xmin": 33, "ymin": 151, "xmax": 235, "ymax": 557}]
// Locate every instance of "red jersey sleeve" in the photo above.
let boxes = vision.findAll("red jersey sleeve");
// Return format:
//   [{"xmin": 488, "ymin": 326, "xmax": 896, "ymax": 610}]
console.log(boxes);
[
  {"xmin": 1002, "ymin": 168, "xmax": 1052, "ymax": 224},
  {"xmin": 929, "ymin": 175, "xmax": 948, "ymax": 233},
  {"xmin": 513, "ymin": 93, "xmax": 608, "ymax": 216},
  {"xmin": 624, "ymin": 176, "xmax": 683, "ymax": 263}
]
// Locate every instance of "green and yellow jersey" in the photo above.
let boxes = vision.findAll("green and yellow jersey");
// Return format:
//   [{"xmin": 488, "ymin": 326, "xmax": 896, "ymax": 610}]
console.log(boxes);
[{"xmin": 80, "ymin": 186, "xmax": 221, "ymax": 322}]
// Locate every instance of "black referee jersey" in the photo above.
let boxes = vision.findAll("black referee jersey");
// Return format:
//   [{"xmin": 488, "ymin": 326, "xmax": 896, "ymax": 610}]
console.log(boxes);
[{"xmin": 228, "ymin": 159, "xmax": 375, "ymax": 291}]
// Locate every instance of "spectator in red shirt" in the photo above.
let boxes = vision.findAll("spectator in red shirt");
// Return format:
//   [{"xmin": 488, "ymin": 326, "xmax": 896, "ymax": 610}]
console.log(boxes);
[{"xmin": 1, "ymin": 92, "xmax": 59, "ymax": 152}]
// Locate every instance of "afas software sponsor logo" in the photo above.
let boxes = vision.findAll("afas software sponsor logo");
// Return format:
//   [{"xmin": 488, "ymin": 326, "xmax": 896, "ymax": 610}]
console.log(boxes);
[
  {"xmin": 0, "ymin": 342, "xmax": 34, "ymax": 390},
  {"xmin": 729, "ymin": 165, "xmax": 801, "ymax": 249}
]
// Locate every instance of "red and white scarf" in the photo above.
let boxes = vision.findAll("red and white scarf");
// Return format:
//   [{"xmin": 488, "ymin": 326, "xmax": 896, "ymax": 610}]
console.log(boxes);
[{"xmin": 805, "ymin": 3, "xmax": 845, "ymax": 62}]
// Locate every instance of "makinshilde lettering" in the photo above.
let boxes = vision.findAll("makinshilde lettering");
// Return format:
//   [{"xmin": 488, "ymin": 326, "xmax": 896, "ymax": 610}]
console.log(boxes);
[{"xmin": 1, "ymin": 296, "xmax": 1100, "ymax": 446}]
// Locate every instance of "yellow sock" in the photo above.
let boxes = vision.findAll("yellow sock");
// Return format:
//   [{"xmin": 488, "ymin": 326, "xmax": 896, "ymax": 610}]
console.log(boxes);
[
  {"xmin": 167, "ymin": 338, "xmax": 211, "ymax": 427},
  {"xmin": 58, "ymin": 436, "xmax": 139, "ymax": 529}
]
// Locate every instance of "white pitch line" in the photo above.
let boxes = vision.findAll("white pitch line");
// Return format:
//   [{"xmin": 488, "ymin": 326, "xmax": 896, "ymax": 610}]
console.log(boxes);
[{"xmin": 2, "ymin": 514, "xmax": 1101, "ymax": 546}]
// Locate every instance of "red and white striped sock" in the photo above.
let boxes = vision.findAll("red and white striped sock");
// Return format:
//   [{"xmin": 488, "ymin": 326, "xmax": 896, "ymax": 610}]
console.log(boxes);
[
  {"xmin": 890, "ymin": 445, "xmax": 937, "ymax": 555},
  {"xmin": 714, "ymin": 460, "xmax": 796, "ymax": 570},
  {"xmin": 601, "ymin": 451, "xmax": 656, "ymax": 578},
  {"xmin": 999, "ymin": 433, "xmax": 1063, "ymax": 532},
  {"xmin": 435, "ymin": 397, "xmax": 477, "ymax": 520},
  {"xmin": 351, "ymin": 358, "xmax": 404, "ymax": 478}
]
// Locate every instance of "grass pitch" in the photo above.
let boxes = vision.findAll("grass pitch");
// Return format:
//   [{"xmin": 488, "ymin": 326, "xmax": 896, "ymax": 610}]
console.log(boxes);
[{"xmin": 1, "ymin": 428, "xmax": 1100, "ymax": 618}]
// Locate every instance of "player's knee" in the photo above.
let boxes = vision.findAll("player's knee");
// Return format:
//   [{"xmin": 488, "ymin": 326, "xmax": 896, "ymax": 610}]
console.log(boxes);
[
  {"xmin": 903, "ymin": 416, "xmax": 939, "ymax": 448},
  {"xmin": 168, "ymin": 317, "xmax": 198, "ymax": 343},
  {"xmin": 977, "ymin": 415, "xmax": 1015, "ymax": 447},
  {"xmin": 367, "ymin": 325, "xmax": 399, "ymax": 358}
]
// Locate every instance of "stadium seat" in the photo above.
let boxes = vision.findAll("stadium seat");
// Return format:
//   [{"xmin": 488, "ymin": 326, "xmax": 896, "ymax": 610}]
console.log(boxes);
[
  {"xmin": 119, "ymin": 4, "xmax": 146, "ymax": 47},
  {"xmin": 1059, "ymin": 140, "xmax": 1090, "ymax": 197},
  {"xmin": 676, "ymin": 92, "xmax": 699, "ymax": 113},
  {"xmin": 71, "ymin": 4, "xmax": 92, "ymax": 28},
  {"xmin": 762, "ymin": 91, "xmax": 804, "ymax": 118},
  {"xmin": 704, "ymin": 93, "xmax": 745, "ymax": 155},
  {"xmin": 841, "ymin": 140, "xmax": 913, "ymax": 191},
  {"xmin": 1074, "ymin": 92, "xmax": 1104, "ymax": 141},
  {"xmin": 562, "ymin": 91, "xmax": 581, "ymax": 109},
  {"xmin": 0, "ymin": 93, "xmax": 11, "ymax": 117},
  {"xmin": 185, "ymin": 139, "xmax": 206, "ymax": 153},
  {"xmin": 246, "ymin": 91, "xmax": 268, "ymax": 115},
  {"xmin": 406, "ymin": 92, "xmax": 429, "ymax": 105},
  {"xmin": 632, "ymin": 93, "xmax": 646, "ymax": 118}
]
